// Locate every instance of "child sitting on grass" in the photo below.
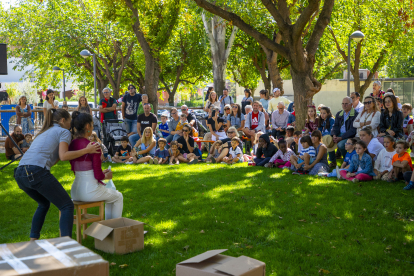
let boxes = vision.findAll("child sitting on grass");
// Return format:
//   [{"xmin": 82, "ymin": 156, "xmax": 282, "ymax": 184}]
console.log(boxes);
[
  {"xmin": 246, "ymin": 131, "xmax": 263, "ymax": 164},
  {"xmin": 222, "ymin": 137, "xmax": 243, "ymax": 164},
  {"xmin": 373, "ymin": 136, "xmax": 396, "ymax": 181},
  {"xmin": 339, "ymin": 140, "xmax": 375, "ymax": 182},
  {"xmin": 169, "ymin": 141, "xmax": 182, "ymax": 165},
  {"xmin": 292, "ymin": 130, "xmax": 303, "ymax": 154},
  {"xmin": 112, "ymin": 136, "xmax": 133, "ymax": 164},
  {"xmin": 319, "ymin": 138, "xmax": 357, "ymax": 178},
  {"xmin": 206, "ymin": 140, "xmax": 222, "ymax": 163},
  {"xmin": 154, "ymin": 138, "xmax": 169, "ymax": 164},
  {"xmin": 20, "ymin": 133, "xmax": 33, "ymax": 153},
  {"xmin": 89, "ymin": 131, "xmax": 109, "ymax": 162},
  {"xmin": 388, "ymin": 141, "xmax": 413, "ymax": 182},
  {"xmin": 290, "ymin": 135, "xmax": 315, "ymax": 174},
  {"xmin": 285, "ymin": 126, "xmax": 296, "ymax": 152},
  {"xmin": 266, "ymin": 138, "xmax": 296, "ymax": 168}
]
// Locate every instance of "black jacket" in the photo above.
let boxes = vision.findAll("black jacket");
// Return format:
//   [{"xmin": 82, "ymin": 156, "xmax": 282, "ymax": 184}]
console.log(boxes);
[
  {"xmin": 256, "ymin": 134, "xmax": 277, "ymax": 158},
  {"xmin": 331, "ymin": 108, "xmax": 358, "ymax": 140},
  {"xmin": 379, "ymin": 110, "xmax": 404, "ymax": 138}
]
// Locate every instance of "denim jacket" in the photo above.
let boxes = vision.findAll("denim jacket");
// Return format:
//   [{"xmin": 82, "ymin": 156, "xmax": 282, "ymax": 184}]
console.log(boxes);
[
  {"xmin": 347, "ymin": 152, "xmax": 375, "ymax": 176},
  {"xmin": 319, "ymin": 117, "xmax": 335, "ymax": 136}
]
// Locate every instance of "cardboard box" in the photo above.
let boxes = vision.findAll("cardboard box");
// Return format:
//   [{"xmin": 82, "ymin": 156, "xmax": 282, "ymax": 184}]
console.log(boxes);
[
  {"xmin": 176, "ymin": 249, "xmax": 265, "ymax": 276},
  {"xmin": 0, "ymin": 237, "xmax": 108, "ymax": 276},
  {"xmin": 84, "ymin": 217, "xmax": 144, "ymax": 254}
]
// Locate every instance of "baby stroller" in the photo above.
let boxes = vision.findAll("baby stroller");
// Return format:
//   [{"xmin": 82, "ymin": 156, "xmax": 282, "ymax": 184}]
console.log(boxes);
[{"xmin": 102, "ymin": 119, "xmax": 128, "ymax": 156}]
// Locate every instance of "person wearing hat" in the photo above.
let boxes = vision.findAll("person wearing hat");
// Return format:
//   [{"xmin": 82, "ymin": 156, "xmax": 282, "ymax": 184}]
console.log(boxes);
[
  {"xmin": 370, "ymin": 81, "xmax": 385, "ymax": 99},
  {"xmin": 268, "ymin": 88, "xmax": 291, "ymax": 113},
  {"xmin": 327, "ymin": 97, "xmax": 359, "ymax": 166}
]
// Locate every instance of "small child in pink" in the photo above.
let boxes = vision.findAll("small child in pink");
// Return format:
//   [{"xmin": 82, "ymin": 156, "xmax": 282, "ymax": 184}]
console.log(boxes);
[{"xmin": 265, "ymin": 139, "xmax": 296, "ymax": 168}]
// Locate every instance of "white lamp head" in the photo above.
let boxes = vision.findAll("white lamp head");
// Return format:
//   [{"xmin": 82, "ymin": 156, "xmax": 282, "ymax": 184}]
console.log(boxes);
[
  {"xmin": 80, "ymin": 49, "xmax": 93, "ymax": 58},
  {"xmin": 52, "ymin": 66, "xmax": 62, "ymax": 71},
  {"xmin": 350, "ymin": 31, "xmax": 364, "ymax": 43}
]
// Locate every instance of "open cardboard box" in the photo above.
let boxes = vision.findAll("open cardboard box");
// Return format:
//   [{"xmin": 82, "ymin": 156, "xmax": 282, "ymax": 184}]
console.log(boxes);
[
  {"xmin": 84, "ymin": 217, "xmax": 144, "ymax": 255},
  {"xmin": 176, "ymin": 249, "xmax": 265, "ymax": 276},
  {"xmin": 0, "ymin": 237, "xmax": 108, "ymax": 276}
]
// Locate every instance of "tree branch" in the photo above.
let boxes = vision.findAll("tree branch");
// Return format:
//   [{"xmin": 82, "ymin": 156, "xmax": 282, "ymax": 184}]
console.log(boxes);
[
  {"xmin": 260, "ymin": 0, "xmax": 290, "ymax": 33},
  {"xmin": 293, "ymin": 0, "xmax": 320, "ymax": 42},
  {"xmin": 224, "ymin": 25, "xmax": 238, "ymax": 60}
]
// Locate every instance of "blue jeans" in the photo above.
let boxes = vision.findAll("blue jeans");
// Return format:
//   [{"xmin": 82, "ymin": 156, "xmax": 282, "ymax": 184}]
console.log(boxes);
[
  {"xmin": 254, "ymin": 157, "xmax": 271, "ymax": 166},
  {"xmin": 124, "ymin": 118, "xmax": 137, "ymax": 134},
  {"xmin": 14, "ymin": 165, "xmax": 74, "ymax": 239},
  {"xmin": 328, "ymin": 134, "xmax": 347, "ymax": 162},
  {"xmin": 173, "ymin": 134, "xmax": 182, "ymax": 141},
  {"xmin": 129, "ymin": 133, "xmax": 140, "ymax": 147},
  {"xmin": 166, "ymin": 134, "xmax": 174, "ymax": 143}
]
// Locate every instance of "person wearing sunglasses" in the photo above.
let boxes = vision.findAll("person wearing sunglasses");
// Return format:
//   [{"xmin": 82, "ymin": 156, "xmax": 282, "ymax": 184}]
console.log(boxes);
[
  {"xmin": 353, "ymin": 96, "xmax": 381, "ymax": 138},
  {"xmin": 226, "ymin": 104, "xmax": 245, "ymax": 136},
  {"xmin": 350, "ymin": 92, "xmax": 364, "ymax": 113},
  {"xmin": 98, "ymin": 87, "xmax": 117, "ymax": 123}
]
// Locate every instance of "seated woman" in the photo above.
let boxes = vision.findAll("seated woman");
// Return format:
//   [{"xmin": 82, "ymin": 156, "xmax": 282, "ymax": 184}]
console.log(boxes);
[
  {"xmin": 353, "ymin": 95, "xmax": 381, "ymax": 138},
  {"xmin": 69, "ymin": 111, "xmax": 123, "ymax": 220},
  {"xmin": 378, "ymin": 94, "xmax": 404, "ymax": 143},
  {"xmin": 211, "ymin": 127, "xmax": 243, "ymax": 163},
  {"xmin": 290, "ymin": 130, "xmax": 330, "ymax": 175},
  {"xmin": 132, "ymin": 127, "xmax": 157, "ymax": 164},
  {"xmin": 359, "ymin": 126, "xmax": 384, "ymax": 162},
  {"xmin": 254, "ymin": 134, "xmax": 277, "ymax": 166},
  {"xmin": 207, "ymin": 109, "xmax": 227, "ymax": 141},
  {"xmin": 177, "ymin": 125, "xmax": 199, "ymax": 164},
  {"xmin": 226, "ymin": 104, "xmax": 245, "ymax": 137},
  {"xmin": 318, "ymin": 106, "xmax": 335, "ymax": 136}
]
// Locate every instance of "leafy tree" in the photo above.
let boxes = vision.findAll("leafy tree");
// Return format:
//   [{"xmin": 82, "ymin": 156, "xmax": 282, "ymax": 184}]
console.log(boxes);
[{"xmin": 193, "ymin": 0, "xmax": 335, "ymax": 130}]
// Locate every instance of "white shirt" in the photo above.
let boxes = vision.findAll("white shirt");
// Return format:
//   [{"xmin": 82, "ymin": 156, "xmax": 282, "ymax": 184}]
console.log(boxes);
[
  {"xmin": 374, "ymin": 148, "xmax": 396, "ymax": 172},
  {"xmin": 367, "ymin": 138, "xmax": 385, "ymax": 161},
  {"xmin": 353, "ymin": 111, "xmax": 381, "ymax": 137},
  {"xmin": 229, "ymin": 146, "xmax": 243, "ymax": 159},
  {"xmin": 44, "ymin": 100, "xmax": 59, "ymax": 110},
  {"xmin": 354, "ymin": 101, "xmax": 364, "ymax": 113}
]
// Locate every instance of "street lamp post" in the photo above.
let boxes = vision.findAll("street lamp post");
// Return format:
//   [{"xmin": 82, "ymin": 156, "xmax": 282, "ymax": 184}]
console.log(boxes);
[
  {"xmin": 347, "ymin": 31, "xmax": 365, "ymax": 96},
  {"xmin": 52, "ymin": 66, "xmax": 65, "ymax": 102},
  {"xmin": 80, "ymin": 49, "xmax": 97, "ymax": 108}
]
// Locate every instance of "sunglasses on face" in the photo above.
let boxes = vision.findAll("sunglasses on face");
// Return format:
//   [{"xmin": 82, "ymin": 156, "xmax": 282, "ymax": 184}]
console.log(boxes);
[
  {"xmin": 232, "ymin": 106, "xmax": 238, "ymax": 109},
  {"xmin": 227, "ymin": 131, "xmax": 235, "ymax": 134},
  {"xmin": 345, "ymin": 143, "xmax": 353, "ymax": 146},
  {"xmin": 183, "ymin": 129, "xmax": 189, "ymax": 132},
  {"xmin": 171, "ymin": 112, "xmax": 177, "ymax": 115},
  {"xmin": 363, "ymin": 101, "xmax": 373, "ymax": 105},
  {"xmin": 181, "ymin": 109, "xmax": 186, "ymax": 111},
  {"xmin": 225, "ymin": 108, "xmax": 230, "ymax": 110},
  {"xmin": 103, "ymin": 92, "xmax": 110, "ymax": 94}
]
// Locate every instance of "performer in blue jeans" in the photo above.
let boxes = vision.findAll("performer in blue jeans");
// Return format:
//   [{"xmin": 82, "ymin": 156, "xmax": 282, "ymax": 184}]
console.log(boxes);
[{"xmin": 14, "ymin": 108, "xmax": 100, "ymax": 240}]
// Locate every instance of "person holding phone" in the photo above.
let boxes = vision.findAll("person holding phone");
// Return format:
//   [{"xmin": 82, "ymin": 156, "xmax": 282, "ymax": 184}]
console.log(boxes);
[{"xmin": 207, "ymin": 108, "xmax": 227, "ymax": 141}]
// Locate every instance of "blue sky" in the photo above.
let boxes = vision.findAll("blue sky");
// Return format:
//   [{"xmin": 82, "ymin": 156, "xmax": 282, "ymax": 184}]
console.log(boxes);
[{"xmin": 1, "ymin": 0, "xmax": 17, "ymax": 9}]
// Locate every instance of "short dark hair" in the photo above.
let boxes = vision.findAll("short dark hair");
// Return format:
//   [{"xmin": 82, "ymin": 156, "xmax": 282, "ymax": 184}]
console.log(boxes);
[
  {"xmin": 24, "ymin": 133, "xmax": 33, "ymax": 138},
  {"xmin": 402, "ymin": 103, "xmax": 413, "ymax": 110},
  {"xmin": 170, "ymin": 141, "xmax": 178, "ymax": 147},
  {"xmin": 396, "ymin": 140, "xmax": 409, "ymax": 149},
  {"xmin": 231, "ymin": 137, "xmax": 241, "ymax": 144},
  {"xmin": 158, "ymin": 138, "xmax": 167, "ymax": 145},
  {"xmin": 294, "ymin": 130, "xmax": 302, "ymax": 136},
  {"xmin": 128, "ymin": 84, "xmax": 136, "ymax": 90},
  {"xmin": 351, "ymin": 92, "xmax": 360, "ymax": 98},
  {"xmin": 120, "ymin": 136, "xmax": 129, "ymax": 142},
  {"xmin": 286, "ymin": 126, "xmax": 295, "ymax": 133},
  {"xmin": 300, "ymin": 135, "xmax": 312, "ymax": 146}
]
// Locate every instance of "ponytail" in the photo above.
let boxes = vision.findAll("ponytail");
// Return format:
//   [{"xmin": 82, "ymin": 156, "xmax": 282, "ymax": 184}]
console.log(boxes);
[
  {"xmin": 355, "ymin": 140, "xmax": 370, "ymax": 155},
  {"xmin": 36, "ymin": 108, "xmax": 70, "ymax": 139},
  {"xmin": 71, "ymin": 111, "xmax": 93, "ymax": 137}
]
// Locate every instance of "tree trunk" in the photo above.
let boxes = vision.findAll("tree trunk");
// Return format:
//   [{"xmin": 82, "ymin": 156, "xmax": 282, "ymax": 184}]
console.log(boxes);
[
  {"xmin": 261, "ymin": 32, "xmax": 284, "ymax": 94},
  {"xmin": 144, "ymin": 57, "xmax": 160, "ymax": 113},
  {"xmin": 202, "ymin": 14, "xmax": 238, "ymax": 97},
  {"xmin": 253, "ymin": 56, "xmax": 271, "ymax": 92}
]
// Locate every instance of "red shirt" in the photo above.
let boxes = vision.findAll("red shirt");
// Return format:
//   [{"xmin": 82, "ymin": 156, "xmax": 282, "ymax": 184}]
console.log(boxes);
[{"xmin": 251, "ymin": 112, "xmax": 259, "ymax": 130}]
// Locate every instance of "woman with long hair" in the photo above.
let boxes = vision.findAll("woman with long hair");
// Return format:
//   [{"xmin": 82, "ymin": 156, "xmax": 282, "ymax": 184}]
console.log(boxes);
[
  {"xmin": 14, "ymin": 108, "xmax": 101, "ymax": 240},
  {"xmin": 16, "ymin": 95, "xmax": 32, "ymax": 134},
  {"xmin": 204, "ymin": 91, "xmax": 220, "ymax": 113},
  {"xmin": 227, "ymin": 103, "xmax": 245, "ymax": 136},
  {"xmin": 43, "ymin": 89, "xmax": 59, "ymax": 117},
  {"xmin": 132, "ymin": 126, "xmax": 157, "ymax": 164},
  {"xmin": 259, "ymin": 89, "xmax": 269, "ymax": 112},
  {"xmin": 69, "ymin": 111, "xmax": 123, "ymax": 219},
  {"xmin": 318, "ymin": 106, "xmax": 335, "ymax": 136},
  {"xmin": 241, "ymin": 89, "xmax": 253, "ymax": 114},
  {"xmin": 378, "ymin": 94, "xmax": 404, "ymax": 141},
  {"xmin": 76, "ymin": 96, "xmax": 92, "ymax": 115},
  {"xmin": 353, "ymin": 95, "xmax": 381, "ymax": 137}
]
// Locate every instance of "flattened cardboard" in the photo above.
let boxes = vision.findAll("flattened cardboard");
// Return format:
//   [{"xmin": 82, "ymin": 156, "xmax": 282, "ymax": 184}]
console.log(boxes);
[
  {"xmin": 84, "ymin": 217, "xmax": 144, "ymax": 254},
  {"xmin": 214, "ymin": 256, "xmax": 265, "ymax": 276},
  {"xmin": 179, "ymin": 249, "xmax": 228, "ymax": 264},
  {"xmin": 176, "ymin": 250, "xmax": 265, "ymax": 276},
  {"xmin": 0, "ymin": 237, "xmax": 108, "ymax": 276}
]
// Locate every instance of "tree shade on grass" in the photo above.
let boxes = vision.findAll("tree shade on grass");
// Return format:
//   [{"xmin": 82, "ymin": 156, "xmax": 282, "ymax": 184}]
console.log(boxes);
[{"xmin": 0, "ymin": 153, "xmax": 413, "ymax": 275}]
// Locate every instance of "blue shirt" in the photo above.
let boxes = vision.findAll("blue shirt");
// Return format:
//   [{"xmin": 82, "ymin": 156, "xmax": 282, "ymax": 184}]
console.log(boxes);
[
  {"xmin": 344, "ymin": 150, "xmax": 356, "ymax": 165},
  {"xmin": 159, "ymin": 123, "xmax": 169, "ymax": 138},
  {"xmin": 227, "ymin": 113, "xmax": 245, "ymax": 128},
  {"xmin": 155, "ymin": 148, "xmax": 170, "ymax": 159},
  {"xmin": 259, "ymin": 98, "xmax": 269, "ymax": 112},
  {"xmin": 340, "ymin": 111, "xmax": 350, "ymax": 134}
]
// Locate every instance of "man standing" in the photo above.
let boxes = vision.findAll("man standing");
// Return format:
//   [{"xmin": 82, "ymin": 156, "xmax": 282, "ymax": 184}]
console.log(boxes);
[
  {"xmin": 5, "ymin": 125, "xmax": 24, "ymax": 160},
  {"xmin": 243, "ymin": 101, "xmax": 266, "ymax": 144},
  {"xmin": 99, "ymin": 88, "xmax": 117, "ymax": 123},
  {"xmin": 129, "ymin": 104, "xmax": 157, "ymax": 146},
  {"xmin": 268, "ymin": 88, "xmax": 291, "ymax": 113},
  {"xmin": 329, "ymin": 97, "xmax": 359, "ymax": 165},
  {"xmin": 219, "ymin": 89, "xmax": 233, "ymax": 115},
  {"xmin": 122, "ymin": 84, "xmax": 142, "ymax": 137},
  {"xmin": 271, "ymin": 102, "xmax": 290, "ymax": 138},
  {"xmin": 351, "ymin": 92, "xmax": 364, "ymax": 113}
]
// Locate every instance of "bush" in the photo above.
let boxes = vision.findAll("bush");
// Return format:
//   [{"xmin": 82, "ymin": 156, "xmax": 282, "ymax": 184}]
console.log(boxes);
[{"xmin": 177, "ymin": 99, "xmax": 204, "ymax": 108}]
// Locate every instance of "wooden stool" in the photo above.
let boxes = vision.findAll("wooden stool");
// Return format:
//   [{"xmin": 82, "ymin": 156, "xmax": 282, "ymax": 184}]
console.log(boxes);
[{"xmin": 59, "ymin": 201, "xmax": 104, "ymax": 244}]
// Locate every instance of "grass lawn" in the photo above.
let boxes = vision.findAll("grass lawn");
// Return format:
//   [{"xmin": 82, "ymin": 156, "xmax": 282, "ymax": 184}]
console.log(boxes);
[{"xmin": 1, "ymin": 153, "xmax": 414, "ymax": 275}]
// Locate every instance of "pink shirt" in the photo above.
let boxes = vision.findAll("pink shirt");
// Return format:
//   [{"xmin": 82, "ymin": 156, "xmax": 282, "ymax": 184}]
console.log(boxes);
[{"xmin": 69, "ymin": 137, "xmax": 105, "ymax": 184}]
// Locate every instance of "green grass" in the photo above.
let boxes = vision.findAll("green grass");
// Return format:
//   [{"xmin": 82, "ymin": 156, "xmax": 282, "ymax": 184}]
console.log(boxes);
[{"xmin": 1, "ymin": 153, "xmax": 414, "ymax": 275}]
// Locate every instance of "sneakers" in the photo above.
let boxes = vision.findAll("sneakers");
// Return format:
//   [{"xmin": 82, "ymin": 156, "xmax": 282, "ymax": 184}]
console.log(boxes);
[
  {"xmin": 352, "ymin": 178, "xmax": 359, "ymax": 183},
  {"xmin": 248, "ymin": 162, "xmax": 256, "ymax": 166},
  {"xmin": 149, "ymin": 159, "xmax": 154, "ymax": 165},
  {"xmin": 153, "ymin": 158, "xmax": 159, "ymax": 165},
  {"xmin": 336, "ymin": 166, "xmax": 341, "ymax": 180},
  {"xmin": 188, "ymin": 159, "xmax": 199, "ymax": 165},
  {"xmin": 318, "ymin": 172, "xmax": 329, "ymax": 177},
  {"xmin": 403, "ymin": 181, "xmax": 414, "ymax": 190},
  {"xmin": 125, "ymin": 161, "xmax": 134, "ymax": 165},
  {"xmin": 211, "ymin": 157, "xmax": 216, "ymax": 164},
  {"xmin": 373, "ymin": 175, "xmax": 380, "ymax": 180},
  {"xmin": 264, "ymin": 163, "xmax": 273, "ymax": 168},
  {"xmin": 329, "ymin": 162, "xmax": 336, "ymax": 168}
]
